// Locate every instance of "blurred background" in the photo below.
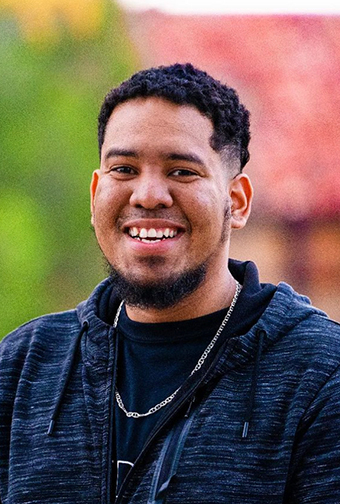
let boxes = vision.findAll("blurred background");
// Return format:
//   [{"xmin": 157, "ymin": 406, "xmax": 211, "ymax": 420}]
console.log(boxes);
[{"xmin": 1, "ymin": 0, "xmax": 340, "ymax": 338}]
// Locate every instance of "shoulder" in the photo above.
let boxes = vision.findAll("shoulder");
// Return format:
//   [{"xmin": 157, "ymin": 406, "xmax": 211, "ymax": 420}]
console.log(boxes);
[
  {"xmin": 297, "ymin": 309, "xmax": 340, "ymax": 336},
  {"xmin": 1, "ymin": 308, "xmax": 80, "ymax": 344},
  {"xmin": 288, "ymin": 307, "xmax": 340, "ymax": 359},
  {"xmin": 268, "ymin": 281, "xmax": 340, "ymax": 346},
  {"xmin": 0, "ymin": 277, "xmax": 114, "ymax": 375},
  {"xmin": 0, "ymin": 310, "xmax": 80, "ymax": 377},
  {"xmin": 261, "ymin": 283, "xmax": 340, "ymax": 389}
]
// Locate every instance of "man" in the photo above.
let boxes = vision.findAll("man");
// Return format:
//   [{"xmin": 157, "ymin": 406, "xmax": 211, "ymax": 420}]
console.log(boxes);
[{"xmin": 1, "ymin": 63, "xmax": 340, "ymax": 504}]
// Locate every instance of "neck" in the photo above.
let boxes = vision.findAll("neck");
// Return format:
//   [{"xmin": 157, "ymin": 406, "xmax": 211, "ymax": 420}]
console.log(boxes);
[{"xmin": 125, "ymin": 266, "xmax": 237, "ymax": 323}]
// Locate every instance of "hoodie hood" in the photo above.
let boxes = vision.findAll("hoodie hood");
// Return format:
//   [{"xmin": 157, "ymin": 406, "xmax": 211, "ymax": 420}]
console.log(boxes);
[{"xmin": 211, "ymin": 278, "xmax": 323, "ymax": 379}]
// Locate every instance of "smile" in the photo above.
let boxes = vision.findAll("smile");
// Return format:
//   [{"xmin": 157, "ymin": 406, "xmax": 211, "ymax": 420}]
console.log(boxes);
[{"xmin": 128, "ymin": 227, "xmax": 179, "ymax": 243}]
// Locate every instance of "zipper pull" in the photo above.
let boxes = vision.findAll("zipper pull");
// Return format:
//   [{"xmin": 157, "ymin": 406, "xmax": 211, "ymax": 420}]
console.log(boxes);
[{"xmin": 184, "ymin": 396, "xmax": 196, "ymax": 418}]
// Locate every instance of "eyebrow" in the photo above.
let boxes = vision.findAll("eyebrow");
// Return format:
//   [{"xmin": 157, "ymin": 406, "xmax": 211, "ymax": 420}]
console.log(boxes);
[
  {"xmin": 104, "ymin": 148, "xmax": 138, "ymax": 161},
  {"xmin": 166, "ymin": 152, "xmax": 205, "ymax": 166}
]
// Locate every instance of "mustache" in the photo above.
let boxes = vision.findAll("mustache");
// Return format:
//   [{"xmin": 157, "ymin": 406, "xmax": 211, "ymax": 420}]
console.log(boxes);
[{"xmin": 116, "ymin": 210, "xmax": 189, "ymax": 227}]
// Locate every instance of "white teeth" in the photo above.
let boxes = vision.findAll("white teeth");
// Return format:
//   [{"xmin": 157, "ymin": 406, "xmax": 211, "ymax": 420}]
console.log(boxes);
[
  {"xmin": 147, "ymin": 228, "xmax": 157, "ymax": 238},
  {"xmin": 141, "ymin": 238, "xmax": 161, "ymax": 243},
  {"xmin": 128, "ymin": 227, "xmax": 179, "ymax": 240}
]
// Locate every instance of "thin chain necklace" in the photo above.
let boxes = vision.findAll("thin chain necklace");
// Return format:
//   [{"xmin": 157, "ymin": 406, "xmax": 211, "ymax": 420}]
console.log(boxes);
[{"xmin": 113, "ymin": 281, "xmax": 242, "ymax": 419}]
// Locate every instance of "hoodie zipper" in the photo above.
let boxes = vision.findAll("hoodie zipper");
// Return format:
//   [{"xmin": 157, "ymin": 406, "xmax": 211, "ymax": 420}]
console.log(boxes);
[
  {"xmin": 112, "ymin": 337, "xmax": 238, "ymax": 503},
  {"xmin": 147, "ymin": 397, "xmax": 198, "ymax": 504}
]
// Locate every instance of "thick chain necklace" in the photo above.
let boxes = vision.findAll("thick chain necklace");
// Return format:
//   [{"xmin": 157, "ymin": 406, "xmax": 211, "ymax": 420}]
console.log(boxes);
[{"xmin": 113, "ymin": 280, "xmax": 242, "ymax": 419}]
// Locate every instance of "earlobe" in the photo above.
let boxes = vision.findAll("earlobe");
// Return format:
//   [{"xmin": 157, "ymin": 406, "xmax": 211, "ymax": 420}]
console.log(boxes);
[
  {"xmin": 229, "ymin": 173, "xmax": 253, "ymax": 230},
  {"xmin": 90, "ymin": 170, "xmax": 100, "ymax": 225}
]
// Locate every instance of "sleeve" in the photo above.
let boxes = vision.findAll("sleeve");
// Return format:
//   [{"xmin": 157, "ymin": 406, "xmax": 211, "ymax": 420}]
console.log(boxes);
[{"xmin": 286, "ymin": 364, "xmax": 340, "ymax": 503}]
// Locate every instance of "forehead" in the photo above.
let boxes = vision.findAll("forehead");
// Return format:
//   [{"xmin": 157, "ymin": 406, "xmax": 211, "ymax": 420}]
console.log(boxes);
[{"xmin": 103, "ymin": 97, "xmax": 215, "ymax": 153}]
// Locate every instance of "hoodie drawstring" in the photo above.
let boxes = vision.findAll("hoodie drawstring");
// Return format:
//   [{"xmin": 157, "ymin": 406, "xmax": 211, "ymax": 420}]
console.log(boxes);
[
  {"xmin": 47, "ymin": 321, "xmax": 89, "ymax": 436},
  {"xmin": 242, "ymin": 329, "xmax": 266, "ymax": 439}
]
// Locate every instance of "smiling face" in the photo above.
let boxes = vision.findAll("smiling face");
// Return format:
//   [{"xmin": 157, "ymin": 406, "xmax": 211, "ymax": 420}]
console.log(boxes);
[{"xmin": 91, "ymin": 97, "xmax": 252, "ymax": 318}]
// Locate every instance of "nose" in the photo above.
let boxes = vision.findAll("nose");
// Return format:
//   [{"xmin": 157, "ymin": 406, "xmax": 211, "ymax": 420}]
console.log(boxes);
[{"xmin": 129, "ymin": 173, "xmax": 173, "ymax": 209}]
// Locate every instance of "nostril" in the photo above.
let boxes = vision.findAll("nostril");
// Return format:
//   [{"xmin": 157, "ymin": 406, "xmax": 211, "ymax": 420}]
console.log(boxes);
[
  {"xmin": 129, "ymin": 179, "xmax": 173, "ymax": 209},
  {"xmin": 130, "ymin": 197, "xmax": 173, "ymax": 210}
]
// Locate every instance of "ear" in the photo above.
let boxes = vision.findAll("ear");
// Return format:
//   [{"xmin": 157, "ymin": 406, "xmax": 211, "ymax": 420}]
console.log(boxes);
[
  {"xmin": 228, "ymin": 173, "xmax": 253, "ymax": 230},
  {"xmin": 90, "ymin": 170, "xmax": 100, "ymax": 226}
]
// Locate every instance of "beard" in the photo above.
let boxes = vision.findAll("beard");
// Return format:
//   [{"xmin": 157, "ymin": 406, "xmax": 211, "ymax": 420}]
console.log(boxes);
[{"xmin": 107, "ymin": 259, "xmax": 207, "ymax": 310}]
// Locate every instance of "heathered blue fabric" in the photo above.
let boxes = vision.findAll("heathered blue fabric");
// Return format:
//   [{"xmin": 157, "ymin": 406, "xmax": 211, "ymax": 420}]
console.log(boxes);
[{"xmin": 1, "ymin": 262, "xmax": 340, "ymax": 503}]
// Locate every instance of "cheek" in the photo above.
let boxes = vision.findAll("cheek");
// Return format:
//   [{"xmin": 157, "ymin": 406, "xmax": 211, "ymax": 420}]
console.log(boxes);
[
  {"xmin": 93, "ymin": 183, "xmax": 124, "ymax": 220},
  {"xmin": 186, "ymin": 189, "xmax": 228, "ymax": 223}
]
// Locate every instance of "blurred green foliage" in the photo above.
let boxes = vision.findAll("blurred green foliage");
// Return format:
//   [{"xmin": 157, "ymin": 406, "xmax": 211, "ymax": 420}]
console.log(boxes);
[{"xmin": 0, "ymin": 1, "xmax": 138, "ymax": 338}]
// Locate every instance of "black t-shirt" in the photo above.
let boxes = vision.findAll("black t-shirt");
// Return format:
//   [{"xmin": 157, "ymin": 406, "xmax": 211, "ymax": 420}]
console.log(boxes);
[
  {"xmin": 114, "ymin": 305, "xmax": 233, "ymax": 491},
  {"xmin": 100, "ymin": 261, "xmax": 276, "ymax": 494}
]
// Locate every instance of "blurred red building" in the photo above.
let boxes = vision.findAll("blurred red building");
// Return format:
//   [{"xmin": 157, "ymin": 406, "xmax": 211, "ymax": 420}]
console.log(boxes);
[{"xmin": 124, "ymin": 12, "xmax": 340, "ymax": 319}]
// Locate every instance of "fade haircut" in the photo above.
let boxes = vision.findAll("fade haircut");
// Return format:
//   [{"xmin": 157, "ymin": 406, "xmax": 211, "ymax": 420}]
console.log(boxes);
[{"xmin": 98, "ymin": 63, "xmax": 250, "ymax": 170}]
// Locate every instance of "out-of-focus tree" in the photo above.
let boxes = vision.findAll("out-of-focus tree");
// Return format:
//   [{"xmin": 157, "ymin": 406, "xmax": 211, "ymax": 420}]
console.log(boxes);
[
  {"xmin": 0, "ymin": 0, "xmax": 104, "ymax": 41},
  {"xmin": 0, "ymin": 0, "xmax": 138, "ymax": 338}
]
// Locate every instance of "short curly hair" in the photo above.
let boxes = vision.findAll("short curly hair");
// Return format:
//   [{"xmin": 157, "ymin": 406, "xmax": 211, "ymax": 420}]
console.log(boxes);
[{"xmin": 98, "ymin": 63, "xmax": 250, "ymax": 169}]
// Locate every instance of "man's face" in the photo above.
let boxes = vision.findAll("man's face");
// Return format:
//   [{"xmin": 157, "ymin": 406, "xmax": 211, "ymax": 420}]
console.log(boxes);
[{"xmin": 91, "ymin": 97, "xmax": 239, "ymax": 306}]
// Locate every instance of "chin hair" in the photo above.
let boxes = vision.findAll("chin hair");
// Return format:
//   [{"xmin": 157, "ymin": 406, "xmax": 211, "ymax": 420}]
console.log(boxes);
[{"xmin": 107, "ymin": 262, "xmax": 207, "ymax": 310}]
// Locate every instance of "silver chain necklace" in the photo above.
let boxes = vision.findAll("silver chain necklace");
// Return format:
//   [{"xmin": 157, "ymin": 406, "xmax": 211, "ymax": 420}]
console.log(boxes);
[{"xmin": 113, "ymin": 281, "xmax": 242, "ymax": 419}]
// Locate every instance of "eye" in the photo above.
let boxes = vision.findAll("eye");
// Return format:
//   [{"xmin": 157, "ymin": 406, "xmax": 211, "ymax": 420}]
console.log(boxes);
[
  {"xmin": 110, "ymin": 165, "xmax": 137, "ymax": 176},
  {"xmin": 170, "ymin": 168, "xmax": 198, "ymax": 178}
]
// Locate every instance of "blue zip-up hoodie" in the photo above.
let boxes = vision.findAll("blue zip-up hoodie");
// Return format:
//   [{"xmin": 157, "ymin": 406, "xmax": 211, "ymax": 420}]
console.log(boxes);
[{"xmin": 1, "ymin": 260, "xmax": 340, "ymax": 503}]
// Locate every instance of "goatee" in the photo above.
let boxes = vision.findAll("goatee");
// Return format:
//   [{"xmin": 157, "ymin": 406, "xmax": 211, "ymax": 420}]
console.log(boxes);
[{"xmin": 107, "ymin": 262, "xmax": 207, "ymax": 310}]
